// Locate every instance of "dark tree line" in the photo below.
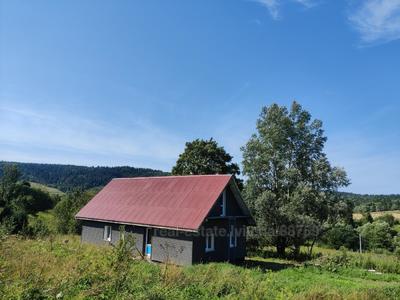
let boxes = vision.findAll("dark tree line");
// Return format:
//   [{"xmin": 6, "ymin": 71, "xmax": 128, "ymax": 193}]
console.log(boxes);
[{"xmin": 0, "ymin": 161, "xmax": 167, "ymax": 192}]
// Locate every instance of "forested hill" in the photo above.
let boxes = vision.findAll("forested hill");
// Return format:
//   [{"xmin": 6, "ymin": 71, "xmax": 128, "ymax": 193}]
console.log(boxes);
[
  {"xmin": 341, "ymin": 192, "xmax": 400, "ymax": 212},
  {"xmin": 0, "ymin": 161, "xmax": 167, "ymax": 192}
]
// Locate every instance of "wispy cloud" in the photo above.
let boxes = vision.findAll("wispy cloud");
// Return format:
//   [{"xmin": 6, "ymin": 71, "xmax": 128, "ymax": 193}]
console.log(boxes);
[
  {"xmin": 293, "ymin": 0, "xmax": 318, "ymax": 8},
  {"xmin": 252, "ymin": 0, "xmax": 280, "ymax": 20},
  {"xmin": 348, "ymin": 0, "xmax": 400, "ymax": 45},
  {"xmin": 251, "ymin": 0, "xmax": 318, "ymax": 20},
  {"xmin": 0, "ymin": 105, "xmax": 184, "ymax": 170}
]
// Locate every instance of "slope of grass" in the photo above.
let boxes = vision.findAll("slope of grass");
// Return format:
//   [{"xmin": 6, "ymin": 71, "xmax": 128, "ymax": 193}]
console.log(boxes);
[
  {"xmin": 29, "ymin": 182, "xmax": 65, "ymax": 197},
  {"xmin": 1, "ymin": 236, "xmax": 400, "ymax": 299}
]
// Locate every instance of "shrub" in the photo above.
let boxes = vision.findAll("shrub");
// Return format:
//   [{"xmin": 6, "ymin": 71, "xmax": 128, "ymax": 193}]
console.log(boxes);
[
  {"xmin": 375, "ymin": 214, "xmax": 397, "ymax": 227},
  {"xmin": 27, "ymin": 218, "xmax": 50, "ymax": 238},
  {"xmin": 53, "ymin": 190, "xmax": 92, "ymax": 234},
  {"xmin": 358, "ymin": 221, "xmax": 394, "ymax": 251},
  {"xmin": 322, "ymin": 224, "xmax": 359, "ymax": 250},
  {"xmin": 359, "ymin": 212, "xmax": 374, "ymax": 225},
  {"xmin": 316, "ymin": 247, "xmax": 351, "ymax": 272}
]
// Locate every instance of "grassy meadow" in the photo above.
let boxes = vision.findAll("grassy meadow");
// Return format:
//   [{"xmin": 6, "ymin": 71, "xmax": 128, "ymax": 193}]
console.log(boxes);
[
  {"xmin": 29, "ymin": 182, "xmax": 65, "ymax": 197},
  {"xmin": 353, "ymin": 210, "xmax": 400, "ymax": 221},
  {"xmin": 1, "ymin": 235, "xmax": 400, "ymax": 300}
]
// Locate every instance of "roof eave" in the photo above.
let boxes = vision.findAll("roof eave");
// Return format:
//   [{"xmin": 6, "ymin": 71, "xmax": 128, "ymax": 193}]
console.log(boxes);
[
  {"xmin": 228, "ymin": 177, "xmax": 256, "ymax": 226},
  {"xmin": 75, "ymin": 216, "xmax": 199, "ymax": 233}
]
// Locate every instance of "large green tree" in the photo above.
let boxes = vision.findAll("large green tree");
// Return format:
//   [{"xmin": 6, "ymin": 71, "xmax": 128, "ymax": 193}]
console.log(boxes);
[
  {"xmin": 172, "ymin": 138, "xmax": 240, "ymax": 176},
  {"xmin": 54, "ymin": 189, "xmax": 95, "ymax": 234},
  {"xmin": 241, "ymin": 102, "xmax": 351, "ymax": 256}
]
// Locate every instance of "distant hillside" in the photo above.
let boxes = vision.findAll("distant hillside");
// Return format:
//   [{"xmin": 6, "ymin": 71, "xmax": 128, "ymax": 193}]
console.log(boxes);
[
  {"xmin": 341, "ymin": 192, "xmax": 400, "ymax": 212},
  {"xmin": 0, "ymin": 161, "xmax": 167, "ymax": 192}
]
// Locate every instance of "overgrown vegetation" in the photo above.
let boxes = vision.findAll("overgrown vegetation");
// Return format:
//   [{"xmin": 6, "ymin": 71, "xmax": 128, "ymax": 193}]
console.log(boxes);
[
  {"xmin": 0, "ymin": 165, "xmax": 55, "ymax": 234},
  {"xmin": 53, "ymin": 189, "xmax": 97, "ymax": 234},
  {"xmin": 1, "ymin": 235, "xmax": 400, "ymax": 300}
]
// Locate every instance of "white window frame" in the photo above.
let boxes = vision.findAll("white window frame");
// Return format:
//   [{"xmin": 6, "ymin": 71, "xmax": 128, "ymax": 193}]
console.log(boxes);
[
  {"xmin": 229, "ymin": 225, "xmax": 237, "ymax": 248},
  {"xmin": 205, "ymin": 231, "xmax": 215, "ymax": 252},
  {"xmin": 220, "ymin": 190, "xmax": 226, "ymax": 216},
  {"xmin": 104, "ymin": 225, "xmax": 112, "ymax": 242}
]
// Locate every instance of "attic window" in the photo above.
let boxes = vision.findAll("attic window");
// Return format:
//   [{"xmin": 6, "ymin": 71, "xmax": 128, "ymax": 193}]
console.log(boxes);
[
  {"xmin": 104, "ymin": 225, "xmax": 112, "ymax": 242},
  {"xmin": 220, "ymin": 190, "xmax": 226, "ymax": 216},
  {"xmin": 205, "ymin": 231, "xmax": 215, "ymax": 252}
]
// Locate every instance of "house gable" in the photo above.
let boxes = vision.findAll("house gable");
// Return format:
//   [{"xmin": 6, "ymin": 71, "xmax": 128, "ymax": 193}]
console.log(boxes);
[
  {"xmin": 205, "ymin": 179, "xmax": 255, "ymax": 225},
  {"xmin": 207, "ymin": 185, "xmax": 244, "ymax": 217}
]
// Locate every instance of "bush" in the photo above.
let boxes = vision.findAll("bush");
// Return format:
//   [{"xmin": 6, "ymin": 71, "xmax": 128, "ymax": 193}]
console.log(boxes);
[
  {"xmin": 322, "ymin": 224, "xmax": 359, "ymax": 250},
  {"xmin": 358, "ymin": 221, "xmax": 394, "ymax": 251},
  {"xmin": 53, "ymin": 190, "xmax": 92, "ymax": 234},
  {"xmin": 359, "ymin": 212, "xmax": 374, "ymax": 225},
  {"xmin": 316, "ymin": 247, "xmax": 351, "ymax": 272},
  {"xmin": 27, "ymin": 218, "xmax": 50, "ymax": 238},
  {"xmin": 0, "ymin": 217, "xmax": 15, "ymax": 240},
  {"xmin": 375, "ymin": 214, "xmax": 397, "ymax": 227}
]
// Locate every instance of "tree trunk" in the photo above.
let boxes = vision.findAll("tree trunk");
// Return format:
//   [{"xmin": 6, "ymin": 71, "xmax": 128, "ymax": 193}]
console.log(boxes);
[
  {"xmin": 308, "ymin": 237, "xmax": 317, "ymax": 258},
  {"xmin": 276, "ymin": 243, "xmax": 286, "ymax": 257},
  {"xmin": 293, "ymin": 244, "xmax": 301, "ymax": 259}
]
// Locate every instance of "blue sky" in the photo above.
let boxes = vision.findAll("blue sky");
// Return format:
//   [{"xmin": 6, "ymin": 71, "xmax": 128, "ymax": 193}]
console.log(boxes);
[{"xmin": 1, "ymin": 0, "xmax": 400, "ymax": 194}]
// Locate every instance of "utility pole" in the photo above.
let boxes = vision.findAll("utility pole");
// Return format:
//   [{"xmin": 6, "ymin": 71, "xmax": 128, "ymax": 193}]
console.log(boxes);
[{"xmin": 359, "ymin": 234, "xmax": 362, "ymax": 254}]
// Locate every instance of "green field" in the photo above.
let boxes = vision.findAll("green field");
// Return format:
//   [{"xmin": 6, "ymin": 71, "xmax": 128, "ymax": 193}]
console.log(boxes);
[
  {"xmin": 1, "ymin": 236, "xmax": 400, "ymax": 300},
  {"xmin": 353, "ymin": 210, "xmax": 400, "ymax": 221},
  {"xmin": 29, "ymin": 182, "xmax": 65, "ymax": 197}
]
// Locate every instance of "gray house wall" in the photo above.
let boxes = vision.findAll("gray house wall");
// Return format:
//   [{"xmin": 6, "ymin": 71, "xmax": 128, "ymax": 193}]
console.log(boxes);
[
  {"xmin": 81, "ymin": 220, "xmax": 194, "ymax": 265},
  {"xmin": 81, "ymin": 220, "xmax": 145, "ymax": 256},
  {"xmin": 151, "ymin": 229, "xmax": 194, "ymax": 266},
  {"xmin": 192, "ymin": 218, "xmax": 246, "ymax": 264}
]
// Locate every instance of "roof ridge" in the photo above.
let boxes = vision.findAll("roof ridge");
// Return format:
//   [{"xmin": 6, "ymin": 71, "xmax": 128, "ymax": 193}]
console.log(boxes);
[{"xmin": 112, "ymin": 174, "xmax": 233, "ymax": 180}]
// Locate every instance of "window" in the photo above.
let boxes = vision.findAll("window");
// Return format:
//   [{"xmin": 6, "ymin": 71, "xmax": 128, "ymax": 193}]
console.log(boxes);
[
  {"xmin": 205, "ymin": 231, "xmax": 215, "ymax": 252},
  {"xmin": 229, "ymin": 225, "xmax": 237, "ymax": 248},
  {"xmin": 104, "ymin": 225, "xmax": 112, "ymax": 242},
  {"xmin": 220, "ymin": 190, "xmax": 226, "ymax": 216}
]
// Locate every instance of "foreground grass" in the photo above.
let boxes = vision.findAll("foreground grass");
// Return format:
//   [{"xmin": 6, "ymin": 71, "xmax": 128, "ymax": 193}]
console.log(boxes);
[{"xmin": 1, "ymin": 236, "xmax": 400, "ymax": 299}]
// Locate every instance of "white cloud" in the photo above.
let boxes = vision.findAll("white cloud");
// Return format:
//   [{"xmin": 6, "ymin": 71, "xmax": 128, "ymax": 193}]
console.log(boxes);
[
  {"xmin": 253, "ymin": 0, "xmax": 280, "ymax": 20},
  {"xmin": 349, "ymin": 0, "xmax": 400, "ymax": 44},
  {"xmin": 252, "ymin": 0, "xmax": 317, "ymax": 20},
  {"xmin": 0, "ymin": 105, "xmax": 184, "ymax": 170},
  {"xmin": 294, "ymin": 0, "xmax": 318, "ymax": 8}
]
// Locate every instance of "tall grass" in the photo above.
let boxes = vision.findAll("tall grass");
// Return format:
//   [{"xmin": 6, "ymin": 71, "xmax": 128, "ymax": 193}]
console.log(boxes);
[
  {"xmin": 1, "ymin": 235, "xmax": 400, "ymax": 299},
  {"xmin": 311, "ymin": 246, "xmax": 400, "ymax": 274}
]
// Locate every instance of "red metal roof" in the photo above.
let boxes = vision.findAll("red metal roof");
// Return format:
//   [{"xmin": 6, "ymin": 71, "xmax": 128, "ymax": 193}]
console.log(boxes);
[{"xmin": 75, "ymin": 174, "xmax": 233, "ymax": 231}]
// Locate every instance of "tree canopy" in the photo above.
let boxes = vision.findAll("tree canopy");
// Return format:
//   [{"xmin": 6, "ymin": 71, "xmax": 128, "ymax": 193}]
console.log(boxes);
[
  {"xmin": 0, "ymin": 164, "xmax": 54, "ymax": 233},
  {"xmin": 172, "ymin": 138, "xmax": 240, "ymax": 176},
  {"xmin": 241, "ymin": 101, "xmax": 351, "ymax": 256},
  {"xmin": 0, "ymin": 161, "xmax": 167, "ymax": 192}
]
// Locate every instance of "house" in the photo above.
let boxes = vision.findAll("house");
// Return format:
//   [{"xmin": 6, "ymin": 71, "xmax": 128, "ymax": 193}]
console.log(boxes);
[{"xmin": 75, "ymin": 174, "xmax": 255, "ymax": 265}]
